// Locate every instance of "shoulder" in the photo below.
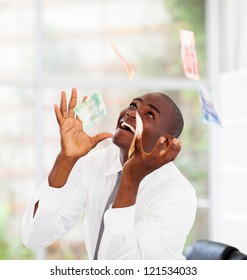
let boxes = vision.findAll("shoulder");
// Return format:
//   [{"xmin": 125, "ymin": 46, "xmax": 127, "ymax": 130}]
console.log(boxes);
[
  {"xmin": 89, "ymin": 142, "xmax": 119, "ymax": 159},
  {"xmin": 75, "ymin": 142, "xmax": 119, "ymax": 171},
  {"xmin": 139, "ymin": 163, "xmax": 197, "ymax": 224},
  {"xmin": 156, "ymin": 162, "xmax": 196, "ymax": 198}
]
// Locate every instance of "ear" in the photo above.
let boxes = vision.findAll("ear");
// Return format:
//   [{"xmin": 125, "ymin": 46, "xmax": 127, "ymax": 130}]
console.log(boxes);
[{"xmin": 164, "ymin": 134, "xmax": 175, "ymax": 146}]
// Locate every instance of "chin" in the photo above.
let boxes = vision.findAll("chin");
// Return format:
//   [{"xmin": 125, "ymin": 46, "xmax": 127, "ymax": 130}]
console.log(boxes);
[{"xmin": 112, "ymin": 130, "xmax": 131, "ymax": 151}]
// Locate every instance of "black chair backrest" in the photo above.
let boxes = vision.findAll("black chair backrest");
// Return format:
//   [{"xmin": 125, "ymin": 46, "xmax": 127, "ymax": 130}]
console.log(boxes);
[{"xmin": 185, "ymin": 240, "xmax": 247, "ymax": 260}]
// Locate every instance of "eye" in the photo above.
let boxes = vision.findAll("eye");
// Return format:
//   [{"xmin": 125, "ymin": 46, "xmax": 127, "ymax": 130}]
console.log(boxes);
[
  {"xmin": 147, "ymin": 111, "xmax": 155, "ymax": 119},
  {"xmin": 129, "ymin": 103, "xmax": 137, "ymax": 109}
]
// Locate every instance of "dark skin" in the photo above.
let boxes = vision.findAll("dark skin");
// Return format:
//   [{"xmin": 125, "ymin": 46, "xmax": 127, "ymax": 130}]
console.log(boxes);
[
  {"xmin": 33, "ymin": 88, "xmax": 182, "ymax": 215},
  {"xmin": 112, "ymin": 92, "xmax": 182, "ymax": 207}
]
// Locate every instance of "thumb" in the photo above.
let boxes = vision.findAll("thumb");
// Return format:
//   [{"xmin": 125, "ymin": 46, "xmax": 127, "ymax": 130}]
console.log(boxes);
[
  {"xmin": 91, "ymin": 132, "xmax": 113, "ymax": 147},
  {"xmin": 135, "ymin": 135, "xmax": 143, "ymax": 153}
]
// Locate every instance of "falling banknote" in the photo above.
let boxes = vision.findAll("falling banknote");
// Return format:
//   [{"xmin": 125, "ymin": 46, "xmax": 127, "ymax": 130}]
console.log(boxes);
[
  {"xmin": 128, "ymin": 111, "xmax": 143, "ymax": 158},
  {"xmin": 179, "ymin": 29, "xmax": 200, "ymax": 80},
  {"xmin": 105, "ymin": 35, "xmax": 135, "ymax": 80},
  {"xmin": 74, "ymin": 92, "xmax": 107, "ymax": 128},
  {"xmin": 179, "ymin": 29, "xmax": 221, "ymax": 126},
  {"xmin": 195, "ymin": 82, "xmax": 221, "ymax": 126}
]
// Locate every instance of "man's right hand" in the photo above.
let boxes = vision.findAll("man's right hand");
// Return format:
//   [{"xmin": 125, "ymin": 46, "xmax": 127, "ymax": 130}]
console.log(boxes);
[
  {"xmin": 54, "ymin": 88, "xmax": 113, "ymax": 159},
  {"xmin": 47, "ymin": 88, "xmax": 112, "ymax": 188}
]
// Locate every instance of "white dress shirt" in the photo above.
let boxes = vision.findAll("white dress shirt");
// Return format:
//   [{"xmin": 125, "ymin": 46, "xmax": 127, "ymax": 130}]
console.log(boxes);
[{"xmin": 22, "ymin": 143, "xmax": 197, "ymax": 260}]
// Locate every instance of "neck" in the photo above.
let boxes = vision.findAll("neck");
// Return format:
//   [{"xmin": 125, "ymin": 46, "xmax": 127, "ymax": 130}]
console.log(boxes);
[{"xmin": 119, "ymin": 148, "xmax": 129, "ymax": 165}]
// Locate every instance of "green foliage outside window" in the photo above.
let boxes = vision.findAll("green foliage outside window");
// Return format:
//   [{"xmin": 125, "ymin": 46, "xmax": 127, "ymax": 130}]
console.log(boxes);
[
  {"xmin": 163, "ymin": 0, "xmax": 208, "ymax": 197},
  {"xmin": 164, "ymin": 0, "xmax": 206, "ymax": 76},
  {"xmin": 0, "ymin": 203, "xmax": 34, "ymax": 260}
]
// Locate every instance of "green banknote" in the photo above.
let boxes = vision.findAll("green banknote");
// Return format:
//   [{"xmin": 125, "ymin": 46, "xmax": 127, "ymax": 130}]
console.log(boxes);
[{"xmin": 74, "ymin": 92, "xmax": 107, "ymax": 128}]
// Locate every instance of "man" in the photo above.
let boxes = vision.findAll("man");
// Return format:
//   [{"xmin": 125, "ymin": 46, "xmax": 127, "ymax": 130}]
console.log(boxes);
[{"xmin": 22, "ymin": 88, "xmax": 197, "ymax": 260}]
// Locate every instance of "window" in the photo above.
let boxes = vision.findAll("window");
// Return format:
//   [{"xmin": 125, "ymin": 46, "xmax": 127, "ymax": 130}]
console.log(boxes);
[{"xmin": 0, "ymin": 0, "xmax": 208, "ymax": 259}]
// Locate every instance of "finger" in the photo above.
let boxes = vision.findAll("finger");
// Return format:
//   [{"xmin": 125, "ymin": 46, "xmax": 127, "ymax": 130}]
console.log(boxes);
[
  {"xmin": 172, "ymin": 140, "xmax": 182, "ymax": 159},
  {"xmin": 152, "ymin": 136, "xmax": 167, "ymax": 156},
  {"xmin": 91, "ymin": 132, "xmax": 113, "ymax": 148},
  {"xmin": 163, "ymin": 139, "xmax": 182, "ymax": 162},
  {"xmin": 54, "ymin": 104, "xmax": 63, "ymax": 126},
  {"xmin": 76, "ymin": 115, "xmax": 83, "ymax": 125},
  {"xmin": 68, "ymin": 88, "xmax": 77, "ymax": 118},
  {"xmin": 82, "ymin": 96, "xmax": 88, "ymax": 103},
  {"xmin": 60, "ymin": 91, "xmax": 68, "ymax": 118},
  {"xmin": 134, "ymin": 135, "xmax": 143, "ymax": 154}
]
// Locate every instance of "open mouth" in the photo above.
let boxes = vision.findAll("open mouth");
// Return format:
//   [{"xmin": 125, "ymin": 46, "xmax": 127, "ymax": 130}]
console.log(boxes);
[{"xmin": 119, "ymin": 121, "xmax": 136, "ymax": 134}]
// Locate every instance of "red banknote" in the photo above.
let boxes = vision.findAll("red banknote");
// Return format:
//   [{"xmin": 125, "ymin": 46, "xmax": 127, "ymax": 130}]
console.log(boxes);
[
  {"xmin": 179, "ymin": 29, "xmax": 200, "ymax": 80},
  {"xmin": 105, "ymin": 35, "xmax": 135, "ymax": 80}
]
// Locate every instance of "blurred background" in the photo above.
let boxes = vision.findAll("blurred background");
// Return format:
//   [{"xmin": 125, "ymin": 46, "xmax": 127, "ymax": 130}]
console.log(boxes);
[{"xmin": 0, "ymin": 0, "xmax": 246, "ymax": 260}]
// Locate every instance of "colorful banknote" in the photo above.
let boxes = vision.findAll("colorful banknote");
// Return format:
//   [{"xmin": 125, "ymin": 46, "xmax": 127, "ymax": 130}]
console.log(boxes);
[
  {"xmin": 74, "ymin": 92, "xmax": 107, "ymax": 128},
  {"xmin": 195, "ymin": 82, "xmax": 221, "ymax": 126},
  {"xmin": 179, "ymin": 29, "xmax": 200, "ymax": 80},
  {"xmin": 128, "ymin": 111, "xmax": 143, "ymax": 158},
  {"xmin": 179, "ymin": 29, "xmax": 221, "ymax": 125},
  {"xmin": 105, "ymin": 35, "xmax": 135, "ymax": 80}
]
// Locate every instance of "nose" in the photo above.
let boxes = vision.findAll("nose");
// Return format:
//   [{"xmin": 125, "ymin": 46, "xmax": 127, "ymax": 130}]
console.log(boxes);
[{"xmin": 126, "ymin": 110, "xmax": 136, "ymax": 118}]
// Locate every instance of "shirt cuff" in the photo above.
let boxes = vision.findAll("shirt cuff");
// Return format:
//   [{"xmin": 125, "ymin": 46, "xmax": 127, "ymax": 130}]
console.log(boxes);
[
  {"xmin": 33, "ymin": 179, "xmax": 65, "ymax": 210},
  {"xmin": 103, "ymin": 204, "xmax": 136, "ymax": 234}
]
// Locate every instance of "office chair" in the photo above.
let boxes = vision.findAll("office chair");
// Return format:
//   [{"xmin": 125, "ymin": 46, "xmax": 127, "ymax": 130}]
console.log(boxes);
[{"xmin": 185, "ymin": 240, "xmax": 247, "ymax": 260}]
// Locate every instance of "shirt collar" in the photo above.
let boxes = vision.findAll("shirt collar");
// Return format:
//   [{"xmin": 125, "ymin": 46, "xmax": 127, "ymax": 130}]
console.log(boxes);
[
  {"xmin": 104, "ymin": 144, "xmax": 160, "ymax": 191},
  {"xmin": 105, "ymin": 145, "xmax": 123, "ymax": 176}
]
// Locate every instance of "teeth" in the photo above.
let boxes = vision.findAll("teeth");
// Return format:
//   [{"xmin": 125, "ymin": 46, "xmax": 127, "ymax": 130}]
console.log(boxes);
[{"xmin": 121, "ymin": 122, "xmax": 136, "ymax": 133}]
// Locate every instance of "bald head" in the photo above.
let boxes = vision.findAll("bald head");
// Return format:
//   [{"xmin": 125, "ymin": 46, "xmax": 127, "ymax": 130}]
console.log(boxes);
[
  {"xmin": 113, "ymin": 91, "xmax": 184, "ymax": 154},
  {"xmin": 140, "ymin": 92, "xmax": 184, "ymax": 138}
]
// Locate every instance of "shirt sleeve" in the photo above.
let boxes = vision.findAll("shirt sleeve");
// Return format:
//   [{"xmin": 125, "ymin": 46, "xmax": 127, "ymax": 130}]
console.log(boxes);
[
  {"xmin": 97, "ymin": 183, "xmax": 197, "ymax": 260},
  {"xmin": 22, "ymin": 160, "xmax": 87, "ymax": 250}
]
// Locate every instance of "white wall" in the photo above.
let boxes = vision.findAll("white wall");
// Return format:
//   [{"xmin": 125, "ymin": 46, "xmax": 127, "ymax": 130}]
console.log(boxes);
[{"xmin": 217, "ymin": 69, "xmax": 247, "ymax": 253}]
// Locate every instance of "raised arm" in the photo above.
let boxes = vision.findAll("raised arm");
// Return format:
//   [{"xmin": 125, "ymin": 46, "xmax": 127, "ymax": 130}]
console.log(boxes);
[
  {"xmin": 48, "ymin": 88, "xmax": 112, "ymax": 188},
  {"xmin": 113, "ymin": 135, "xmax": 182, "ymax": 208},
  {"xmin": 23, "ymin": 88, "xmax": 112, "ymax": 248}
]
